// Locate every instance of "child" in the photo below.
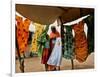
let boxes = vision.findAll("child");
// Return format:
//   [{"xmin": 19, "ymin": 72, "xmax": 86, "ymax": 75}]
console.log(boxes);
[{"xmin": 41, "ymin": 34, "xmax": 50, "ymax": 71}]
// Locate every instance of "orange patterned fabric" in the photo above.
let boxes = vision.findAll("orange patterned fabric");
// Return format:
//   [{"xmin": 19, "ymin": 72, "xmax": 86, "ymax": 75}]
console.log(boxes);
[
  {"xmin": 73, "ymin": 21, "xmax": 88, "ymax": 62},
  {"xmin": 16, "ymin": 16, "xmax": 31, "ymax": 56}
]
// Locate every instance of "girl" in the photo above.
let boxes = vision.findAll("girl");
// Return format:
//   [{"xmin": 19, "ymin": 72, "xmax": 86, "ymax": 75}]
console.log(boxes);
[{"xmin": 41, "ymin": 34, "xmax": 50, "ymax": 71}]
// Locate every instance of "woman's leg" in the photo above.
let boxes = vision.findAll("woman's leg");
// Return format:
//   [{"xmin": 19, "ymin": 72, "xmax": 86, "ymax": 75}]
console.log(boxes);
[
  {"xmin": 56, "ymin": 66, "xmax": 60, "ymax": 71},
  {"xmin": 47, "ymin": 65, "xmax": 55, "ymax": 71},
  {"xmin": 45, "ymin": 64, "xmax": 48, "ymax": 71}
]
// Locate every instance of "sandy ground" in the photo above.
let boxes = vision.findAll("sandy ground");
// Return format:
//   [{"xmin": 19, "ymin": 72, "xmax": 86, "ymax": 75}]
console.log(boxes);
[{"xmin": 16, "ymin": 53, "xmax": 94, "ymax": 73}]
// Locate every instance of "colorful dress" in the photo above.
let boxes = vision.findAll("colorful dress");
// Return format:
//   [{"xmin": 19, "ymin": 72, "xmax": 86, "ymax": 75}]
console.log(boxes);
[
  {"xmin": 37, "ymin": 25, "xmax": 49, "ymax": 56},
  {"xmin": 63, "ymin": 26, "xmax": 74, "ymax": 59},
  {"xmin": 30, "ymin": 23, "xmax": 44, "ymax": 53},
  {"xmin": 16, "ymin": 16, "xmax": 31, "ymax": 56},
  {"xmin": 73, "ymin": 21, "xmax": 88, "ymax": 62}
]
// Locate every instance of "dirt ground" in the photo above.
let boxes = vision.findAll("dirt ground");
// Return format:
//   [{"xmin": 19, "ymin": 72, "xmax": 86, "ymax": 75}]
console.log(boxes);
[{"xmin": 15, "ymin": 53, "xmax": 94, "ymax": 73}]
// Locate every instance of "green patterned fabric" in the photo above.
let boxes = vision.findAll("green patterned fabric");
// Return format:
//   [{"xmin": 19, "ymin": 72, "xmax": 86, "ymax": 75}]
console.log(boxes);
[
  {"xmin": 37, "ymin": 25, "xmax": 49, "ymax": 56},
  {"xmin": 63, "ymin": 26, "xmax": 74, "ymax": 59}
]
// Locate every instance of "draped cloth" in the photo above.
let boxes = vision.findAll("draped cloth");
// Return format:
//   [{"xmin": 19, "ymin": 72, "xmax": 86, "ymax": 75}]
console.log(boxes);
[
  {"xmin": 73, "ymin": 21, "xmax": 88, "ymax": 62},
  {"xmin": 30, "ymin": 23, "xmax": 44, "ymax": 53},
  {"xmin": 16, "ymin": 16, "xmax": 31, "ymax": 56},
  {"xmin": 37, "ymin": 25, "xmax": 49, "ymax": 57},
  {"xmin": 63, "ymin": 26, "xmax": 74, "ymax": 59}
]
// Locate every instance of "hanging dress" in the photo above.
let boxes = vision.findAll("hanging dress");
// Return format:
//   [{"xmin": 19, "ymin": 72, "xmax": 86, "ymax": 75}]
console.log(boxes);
[
  {"xmin": 47, "ymin": 37, "xmax": 62, "ymax": 66},
  {"xmin": 63, "ymin": 26, "xmax": 74, "ymax": 59},
  {"xmin": 30, "ymin": 23, "xmax": 44, "ymax": 53},
  {"xmin": 72, "ymin": 21, "xmax": 88, "ymax": 62},
  {"xmin": 84, "ymin": 15, "xmax": 94, "ymax": 54},
  {"xmin": 16, "ymin": 16, "xmax": 31, "ymax": 57}
]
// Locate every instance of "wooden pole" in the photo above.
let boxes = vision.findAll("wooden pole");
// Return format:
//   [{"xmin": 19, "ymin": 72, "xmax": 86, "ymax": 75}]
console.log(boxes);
[
  {"xmin": 16, "ymin": 26, "xmax": 24, "ymax": 73},
  {"xmin": 59, "ymin": 16, "xmax": 64, "ymax": 55},
  {"xmin": 71, "ymin": 59, "xmax": 74, "ymax": 69}
]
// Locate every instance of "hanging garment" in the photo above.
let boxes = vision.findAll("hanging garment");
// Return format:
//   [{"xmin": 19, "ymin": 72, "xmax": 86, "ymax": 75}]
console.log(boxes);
[
  {"xmin": 84, "ymin": 15, "xmax": 94, "ymax": 54},
  {"xmin": 63, "ymin": 26, "xmax": 74, "ymax": 59},
  {"xmin": 37, "ymin": 25, "xmax": 49, "ymax": 56},
  {"xmin": 16, "ymin": 16, "xmax": 31, "ymax": 56},
  {"xmin": 47, "ymin": 37, "xmax": 62, "ymax": 66},
  {"xmin": 72, "ymin": 21, "xmax": 88, "ymax": 62},
  {"xmin": 30, "ymin": 23, "xmax": 44, "ymax": 53}
]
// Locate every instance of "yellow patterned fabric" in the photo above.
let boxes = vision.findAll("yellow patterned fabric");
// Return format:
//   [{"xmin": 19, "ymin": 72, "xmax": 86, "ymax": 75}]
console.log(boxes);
[{"xmin": 30, "ymin": 23, "xmax": 44, "ymax": 53}]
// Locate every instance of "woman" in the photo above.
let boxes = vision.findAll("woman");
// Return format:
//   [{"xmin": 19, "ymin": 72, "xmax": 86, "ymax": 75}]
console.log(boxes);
[{"xmin": 47, "ymin": 26, "xmax": 62, "ymax": 71}]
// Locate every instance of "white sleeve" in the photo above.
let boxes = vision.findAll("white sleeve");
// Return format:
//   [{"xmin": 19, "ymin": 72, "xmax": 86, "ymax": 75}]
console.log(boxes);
[{"xmin": 29, "ymin": 22, "xmax": 36, "ymax": 32}]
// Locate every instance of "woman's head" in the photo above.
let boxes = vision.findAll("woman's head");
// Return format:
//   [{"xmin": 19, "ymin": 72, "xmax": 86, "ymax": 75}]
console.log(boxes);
[{"xmin": 51, "ymin": 26, "xmax": 56, "ymax": 33}]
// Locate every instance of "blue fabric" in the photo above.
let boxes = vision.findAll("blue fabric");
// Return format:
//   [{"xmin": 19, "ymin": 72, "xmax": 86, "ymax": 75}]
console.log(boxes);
[{"xmin": 47, "ymin": 37, "xmax": 62, "ymax": 66}]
